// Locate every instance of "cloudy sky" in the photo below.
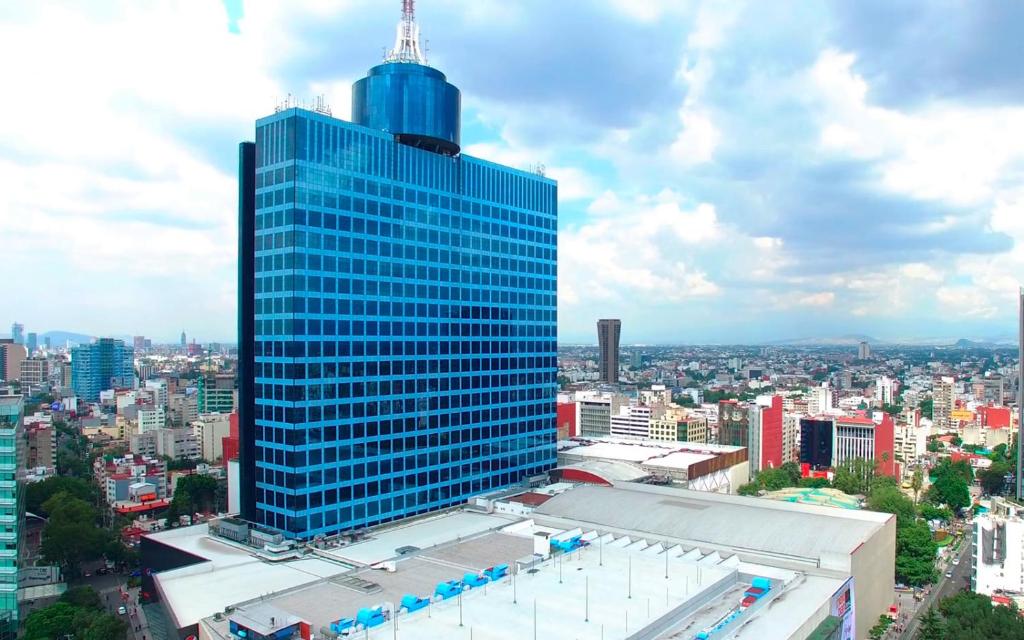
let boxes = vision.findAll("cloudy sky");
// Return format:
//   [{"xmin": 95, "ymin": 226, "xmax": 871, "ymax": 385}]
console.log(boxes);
[{"xmin": 2, "ymin": 1, "xmax": 1023, "ymax": 344}]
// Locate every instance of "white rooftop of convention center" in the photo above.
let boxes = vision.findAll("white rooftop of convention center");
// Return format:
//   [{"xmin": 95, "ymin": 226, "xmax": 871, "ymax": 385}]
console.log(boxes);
[
  {"xmin": 196, "ymin": 506, "xmax": 849, "ymax": 640},
  {"xmin": 534, "ymin": 483, "xmax": 892, "ymax": 565}
]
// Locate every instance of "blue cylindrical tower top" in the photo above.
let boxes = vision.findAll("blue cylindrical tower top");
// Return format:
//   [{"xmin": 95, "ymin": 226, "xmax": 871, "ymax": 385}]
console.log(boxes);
[{"xmin": 352, "ymin": 62, "xmax": 462, "ymax": 156}]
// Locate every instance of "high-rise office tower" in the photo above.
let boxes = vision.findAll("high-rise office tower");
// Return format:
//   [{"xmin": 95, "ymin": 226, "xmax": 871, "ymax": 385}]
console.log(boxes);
[
  {"xmin": 70, "ymin": 338, "xmax": 135, "ymax": 401},
  {"xmin": 0, "ymin": 396, "xmax": 22, "ymax": 637},
  {"xmin": 180, "ymin": 331, "xmax": 187, "ymax": 348},
  {"xmin": 237, "ymin": 1, "xmax": 558, "ymax": 538},
  {"xmin": 597, "ymin": 319, "xmax": 621, "ymax": 383},
  {"xmin": 8, "ymin": 324, "xmax": 22, "ymax": 346},
  {"xmin": 25, "ymin": 332, "xmax": 37, "ymax": 355}
]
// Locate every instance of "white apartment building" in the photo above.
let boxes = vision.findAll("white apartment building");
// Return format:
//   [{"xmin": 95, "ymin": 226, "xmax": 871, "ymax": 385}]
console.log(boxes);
[
  {"xmin": 893, "ymin": 422, "xmax": 927, "ymax": 467},
  {"xmin": 933, "ymin": 376, "xmax": 955, "ymax": 432},
  {"xmin": 973, "ymin": 498, "xmax": 1024, "ymax": 597},
  {"xmin": 808, "ymin": 383, "xmax": 834, "ymax": 415},
  {"xmin": 576, "ymin": 391, "xmax": 626, "ymax": 438},
  {"xmin": 876, "ymin": 376, "xmax": 898, "ymax": 406},
  {"xmin": 145, "ymin": 379, "xmax": 169, "ymax": 407},
  {"xmin": 137, "ymin": 406, "xmax": 166, "ymax": 434},
  {"xmin": 782, "ymin": 413, "xmax": 802, "ymax": 464},
  {"xmin": 192, "ymin": 413, "xmax": 232, "ymax": 461},
  {"xmin": 610, "ymin": 405, "xmax": 652, "ymax": 439}
]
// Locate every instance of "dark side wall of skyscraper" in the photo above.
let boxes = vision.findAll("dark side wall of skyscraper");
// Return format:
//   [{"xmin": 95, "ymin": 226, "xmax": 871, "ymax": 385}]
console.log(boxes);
[
  {"xmin": 597, "ymin": 319, "xmax": 621, "ymax": 383},
  {"xmin": 237, "ymin": 5, "xmax": 558, "ymax": 539}
]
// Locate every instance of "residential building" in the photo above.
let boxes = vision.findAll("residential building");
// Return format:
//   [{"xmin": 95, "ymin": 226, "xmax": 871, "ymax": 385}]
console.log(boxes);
[
  {"xmin": 0, "ymin": 342, "xmax": 25, "ymax": 384},
  {"xmin": 168, "ymin": 392, "xmax": 199, "ymax": 427},
  {"xmin": 25, "ymin": 423, "xmax": 55, "ymax": 469},
  {"xmin": 237, "ymin": 5, "xmax": 558, "ymax": 538},
  {"xmin": 893, "ymin": 418, "xmax": 927, "ymax": 468},
  {"xmin": 718, "ymin": 399, "xmax": 749, "ymax": 447},
  {"xmin": 145, "ymin": 379, "xmax": 169, "ymax": 407},
  {"xmin": 137, "ymin": 405, "xmax": 166, "ymax": 433},
  {"xmin": 808, "ymin": 383, "xmax": 834, "ymax": 415},
  {"xmin": 973, "ymin": 497, "xmax": 1024, "ymax": 597},
  {"xmin": 782, "ymin": 413, "xmax": 802, "ymax": 464},
  {"xmin": 192, "ymin": 413, "xmax": 233, "ymax": 461},
  {"xmin": 576, "ymin": 392, "xmax": 624, "ymax": 437},
  {"xmin": 597, "ymin": 319, "xmax": 621, "ymax": 383},
  {"xmin": 609, "ymin": 404, "xmax": 652, "ymax": 439},
  {"xmin": 95, "ymin": 454, "xmax": 168, "ymax": 508},
  {"xmin": 70, "ymin": 338, "xmax": 134, "ymax": 401},
  {"xmin": 18, "ymin": 358, "xmax": 48, "ymax": 388},
  {"xmin": 933, "ymin": 376, "xmax": 955, "ymax": 432},
  {"xmin": 876, "ymin": 376, "xmax": 897, "ymax": 406},
  {"xmin": 198, "ymin": 373, "xmax": 237, "ymax": 414},
  {"xmin": 0, "ymin": 397, "xmax": 22, "ymax": 636},
  {"xmin": 748, "ymin": 395, "xmax": 783, "ymax": 474},
  {"xmin": 131, "ymin": 428, "xmax": 200, "ymax": 461}
]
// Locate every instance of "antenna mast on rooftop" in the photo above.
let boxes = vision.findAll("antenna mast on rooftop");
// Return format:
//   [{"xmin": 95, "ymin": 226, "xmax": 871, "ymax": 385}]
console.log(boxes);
[{"xmin": 385, "ymin": 0, "xmax": 426, "ymax": 64}]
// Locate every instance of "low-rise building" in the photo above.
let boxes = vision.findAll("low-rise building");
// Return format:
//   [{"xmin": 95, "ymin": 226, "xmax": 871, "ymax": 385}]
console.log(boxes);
[
  {"xmin": 973, "ymin": 497, "xmax": 1024, "ymax": 599},
  {"xmin": 131, "ymin": 428, "xmax": 200, "ymax": 461}
]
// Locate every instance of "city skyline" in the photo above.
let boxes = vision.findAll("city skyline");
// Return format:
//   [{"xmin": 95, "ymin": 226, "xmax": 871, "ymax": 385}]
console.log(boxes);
[{"xmin": 3, "ymin": 1, "xmax": 1024, "ymax": 343}]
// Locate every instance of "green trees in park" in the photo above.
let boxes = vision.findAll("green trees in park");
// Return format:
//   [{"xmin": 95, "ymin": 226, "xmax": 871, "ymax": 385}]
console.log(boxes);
[{"xmin": 23, "ymin": 588, "xmax": 126, "ymax": 640}]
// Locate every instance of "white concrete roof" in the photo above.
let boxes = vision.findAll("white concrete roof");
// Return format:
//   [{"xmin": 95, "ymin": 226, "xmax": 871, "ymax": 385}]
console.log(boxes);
[
  {"xmin": 642, "ymin": 450, "xmax": 716, "ymax": 470},
  {"xmin": 315, "ymin": 511, "xmax": 518, "ymax": 566},
  {"xmin": 535, "ymin": 483, "xmax": 892, "ymax": 564},
  {"xmin": 147, "ymin": 524, "xmax": 352, "ymax": 628}
]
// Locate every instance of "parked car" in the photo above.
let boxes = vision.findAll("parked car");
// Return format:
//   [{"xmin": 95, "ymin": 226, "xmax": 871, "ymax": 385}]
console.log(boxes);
[{"xmin": 117, "ymin": 606, "xmax": 127, "ymax": 615}]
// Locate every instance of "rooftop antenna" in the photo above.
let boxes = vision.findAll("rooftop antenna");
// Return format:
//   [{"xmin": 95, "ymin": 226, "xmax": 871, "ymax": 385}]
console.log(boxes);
[{"xmin": 384, "ymin": 0, "xmax": 426, "ymax": 64}]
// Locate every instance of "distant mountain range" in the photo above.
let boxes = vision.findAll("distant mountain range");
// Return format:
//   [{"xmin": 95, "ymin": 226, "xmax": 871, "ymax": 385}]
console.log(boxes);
[
  {"xmin": 40, "ymin": 331, "xmax": 97, "ymax": 346},
  {"xmin": 770, "ymin": 334, "xmax": 1018, "ymax": 347}
]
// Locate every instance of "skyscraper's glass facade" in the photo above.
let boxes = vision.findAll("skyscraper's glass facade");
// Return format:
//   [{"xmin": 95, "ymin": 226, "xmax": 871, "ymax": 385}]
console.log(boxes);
[
  {"xmin": 70, "ymin": 338, "xmax": 135, "ymax": 402},
  {"xmin": 0, "ymin": 397, "xmax": 22, "ymax": 638},
  {"xmin": 245, "ymin": 107, "xmax": 557, "ymax": 538}
]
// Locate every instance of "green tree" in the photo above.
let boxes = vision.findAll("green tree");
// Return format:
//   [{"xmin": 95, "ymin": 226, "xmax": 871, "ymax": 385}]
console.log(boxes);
[
  {"xmin": 868, "ymin": 614, "xmax": 893, "ymax": 640},
  {"xmin": 60, "ymin": 586, "xmax": 102, "ymax": 610},
  {"xmin": 757, "ymin": 467, "xmax": 794, "ymax": 491},
  {"xmin": 911, "ymin": 467, "xmax": 924, "ymax": 504},
  {"xmin": 169, "ymin": 473, "xmax": 220, "ymax": 516},
  {"xmin": 25, "ymin": 475, "xmax": 98, "ymax": 516},
  {"xmin": 896, "ymin": 521, "xmax": 938, "ymax": 586},
  {"xmin": 916, "ymin": 606, "xmax": 943, "ymax": 640},
  {"xmin": 23, "ymin": 602, "xmax": 80, "ymax": 640},
  {"xmin": 832, "ymin": 458, "xmax": 876, "ymax": 495},
  {"xmin": 867, "ymin": 485, "xmax": 917, "ymax": 527},
  {"xmin": 780, "ymin": 461, "xmax": 802, "ymax": 486},
  {"xmin": 737, "ymin": 482, "xmax": 760, "ymax": 496},
  {"xmin": 40, "ymin": 492, "xmax": 109, "ymax": 576},
  {"xmin": 919, "ymin": 504, "xmax": 954, "ymax": 522},
  {"xmin": 927, "ymin": 472, "xmax": 970, "ymax": 512},
  {"xmin": 81, "ymin": 613, "xmax": 128, "ymax": 640},
  {"xmin": 979, "ymin": 461, "xmax": 1011, "ymax": 496}
]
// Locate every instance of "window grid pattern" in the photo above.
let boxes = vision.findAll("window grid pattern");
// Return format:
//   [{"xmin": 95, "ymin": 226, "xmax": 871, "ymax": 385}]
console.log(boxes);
[{"xmin": 251, "ymin": 109, "xmax": 557, "ymax": 538}]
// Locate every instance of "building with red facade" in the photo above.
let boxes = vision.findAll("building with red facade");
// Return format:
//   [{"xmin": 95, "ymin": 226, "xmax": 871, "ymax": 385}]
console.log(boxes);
[{"xmin": 556, "ymin": 402, "xmax": 578, "ymax": 440}]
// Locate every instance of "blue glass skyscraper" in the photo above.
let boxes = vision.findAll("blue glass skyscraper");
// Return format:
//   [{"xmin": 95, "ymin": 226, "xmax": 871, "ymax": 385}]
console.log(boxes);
[
  {"xmin": 238, "ymin": 2, "xmax": 557, "ymax": 539},
  {"xmin": 70, "ymin": 338, "xmax": 135, "ymax": 402}
]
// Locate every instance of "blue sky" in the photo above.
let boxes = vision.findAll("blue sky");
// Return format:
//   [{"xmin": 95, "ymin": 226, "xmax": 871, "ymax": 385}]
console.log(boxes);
[{"xmin": 1, "ymin": 1, "xmax": 1023, "ymax": 344}]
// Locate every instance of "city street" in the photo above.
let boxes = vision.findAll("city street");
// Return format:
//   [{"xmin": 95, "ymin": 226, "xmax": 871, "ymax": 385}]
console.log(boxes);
[
  {"xmin": 897, "ymin": 538, "xmax": 971, "ymax": 639},
  {"xmin": 102, "ymin": 585, "xmax": 152, "ymax": 640}
]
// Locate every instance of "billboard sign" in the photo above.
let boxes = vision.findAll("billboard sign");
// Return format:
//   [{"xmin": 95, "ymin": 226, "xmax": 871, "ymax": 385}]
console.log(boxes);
[{"xmin": 830, "ymin": 577, "xmax": 855, "ymax": 640}]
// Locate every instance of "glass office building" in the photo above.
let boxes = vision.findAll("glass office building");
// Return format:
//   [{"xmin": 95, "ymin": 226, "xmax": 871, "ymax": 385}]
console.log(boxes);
[
  {"xmin": 0, "ymin": 397, "xmax": 22, "ymax": 638},
  {"xmin": 70, "ymin": 338, "xmax": 135, "ymax": 402},
  {"xmin": 238, "ymin": 11, "xmax": 557, "ymax": 539}
]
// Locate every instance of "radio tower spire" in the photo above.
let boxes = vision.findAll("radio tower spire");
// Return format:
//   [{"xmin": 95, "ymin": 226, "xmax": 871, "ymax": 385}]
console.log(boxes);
[{"xmin": 385, "ymin": 0, "xmax": 426, "ymax": 64}]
